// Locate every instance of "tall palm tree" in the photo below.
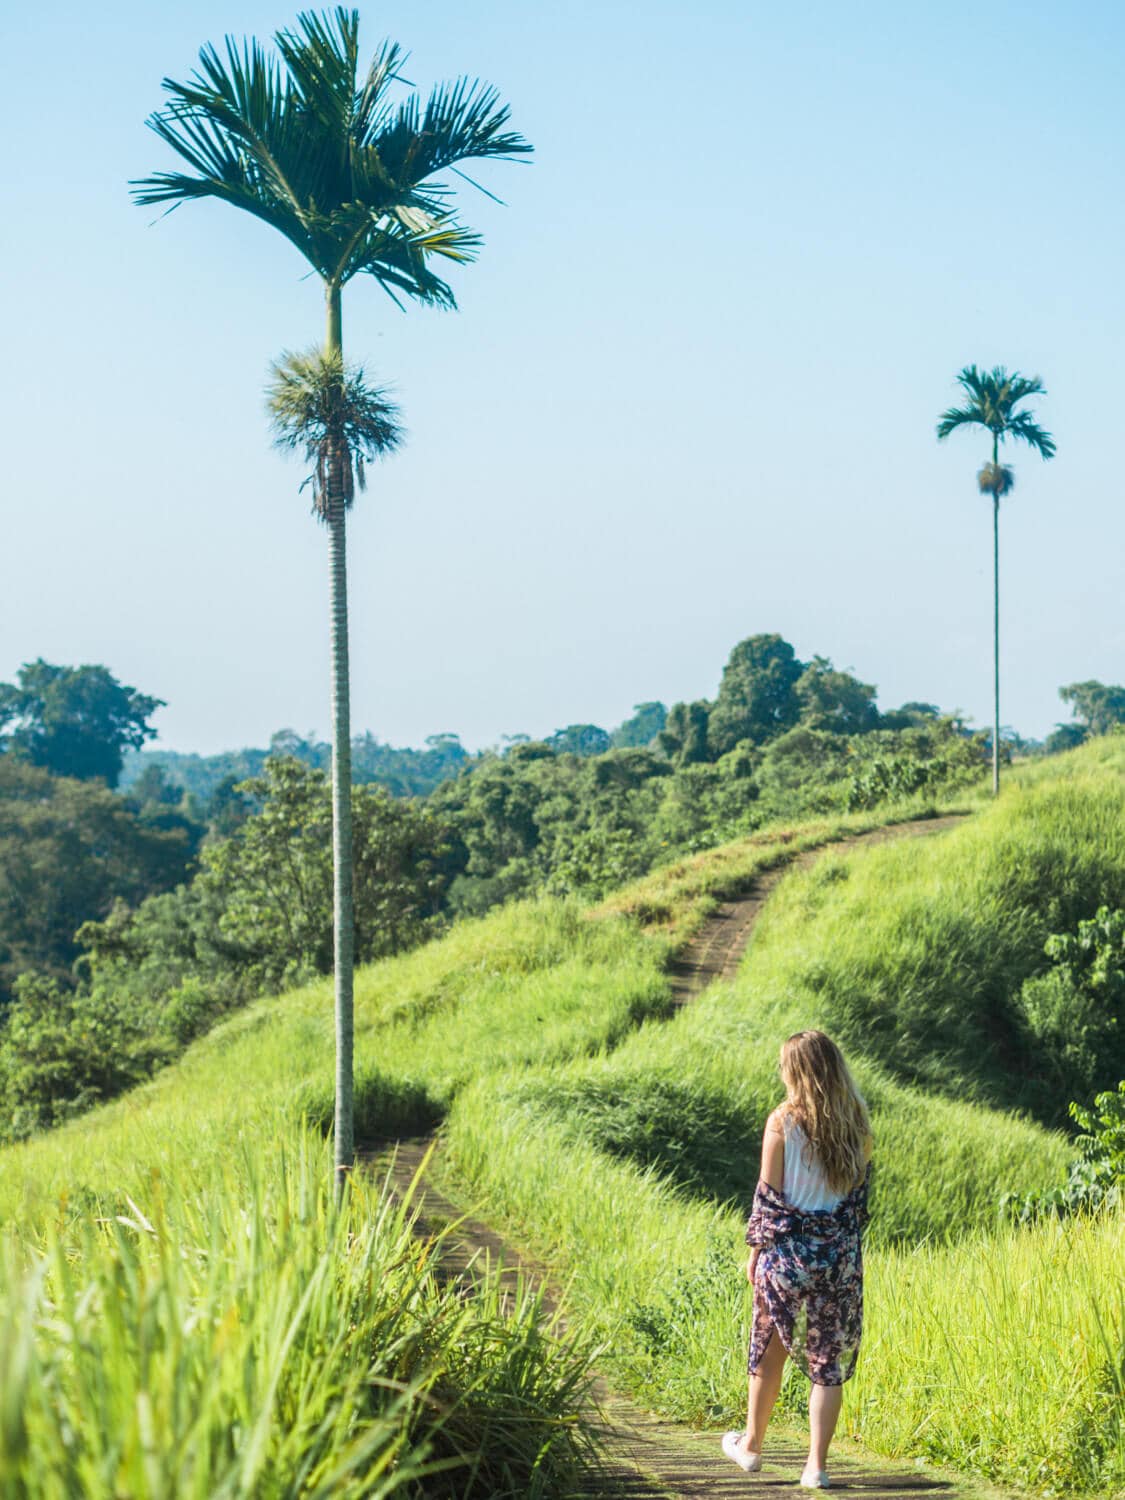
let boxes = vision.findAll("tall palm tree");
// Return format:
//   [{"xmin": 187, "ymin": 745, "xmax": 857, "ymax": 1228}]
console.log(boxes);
[
  {"xmin": 134, "ymin": 9, "xmax": 530, "ymax": 1195},
  {"xmin": 936, "ymin": 365, "xmax": 1055, "ymax": 796}
]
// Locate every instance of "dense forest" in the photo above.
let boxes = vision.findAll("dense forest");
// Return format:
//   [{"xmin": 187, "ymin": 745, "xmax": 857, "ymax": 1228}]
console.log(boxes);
[{"xmin": 1, "ymin": 639, "xmax": 1122, "ymax": 1140}]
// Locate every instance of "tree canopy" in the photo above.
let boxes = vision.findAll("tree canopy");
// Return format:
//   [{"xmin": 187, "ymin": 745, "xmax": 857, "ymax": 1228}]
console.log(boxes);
[
  {"xmin": 0, "ymin": 759, "xmax": 198, "ymax": 1006},
  {"xmin": 0, "ymin": 662, "xmax": 163, "ymax": 787},
  {"xmin": 610, "ymin": 703, "xmax": 667, "ymax": 749},
  {"xmin": 707, "ymin": 634, "xmax": 805, "ymax": 756},
  {"xmin": 1057, "ymin": 681, "xmax": 1125, "ymax": 740}
]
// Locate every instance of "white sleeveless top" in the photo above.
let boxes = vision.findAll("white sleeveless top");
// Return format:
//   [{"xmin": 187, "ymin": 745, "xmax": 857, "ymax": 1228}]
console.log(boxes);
[{"xmin": 782, "ymin": 1116, "xmax": 844, "ymax": 1212}]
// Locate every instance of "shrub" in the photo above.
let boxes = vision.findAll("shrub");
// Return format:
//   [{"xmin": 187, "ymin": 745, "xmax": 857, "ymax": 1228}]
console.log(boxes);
[
  {"xmin": 1006, "ymin": 1081, "xmax": 1125, "ymax": 1221},
  {"xmin": 1015, "ymin": 906, "xmax": 1125, "ymax": 1105},
  {"xmin": 0, "ymin": 973, "xmax": 171, "ymax": 1139}
]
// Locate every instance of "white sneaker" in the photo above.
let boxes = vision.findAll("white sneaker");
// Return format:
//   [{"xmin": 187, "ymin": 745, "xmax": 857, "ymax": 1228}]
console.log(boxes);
[
  {"xmin": 721, "ymin": 1431, "xmax": 763, "ymax": 1472},
  {"xmin": 800, "ymin": 1469, "xmax": 830, "ymax": 1488}
]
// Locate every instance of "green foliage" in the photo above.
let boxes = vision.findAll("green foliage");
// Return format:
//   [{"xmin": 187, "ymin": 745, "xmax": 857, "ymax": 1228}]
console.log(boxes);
[
  {"xmin": 123, "ymin": 728, "xmax": 474, "ymax": 803},
  {"xmin": 90, "ymin": 756, "xmax": 449, "ymax": 991},
  {"xmin": 5, "ymin": 748, "xmax": 1124, "ymax": 1492},
  {"xmin": 0, "ymin": 759, "xmax": 198, "ymax": 1005},
  {"xmin": 432, "ymin": 753, "xmax": 1125, "ymax": 1491},
  {"xmin": 266, "ymin": 347, "xmax": 403, "ymax": 517},
  {"xmin": 1014, "ymin": 907, "xmax": 1125, "ymax": 1106},
  {"xmin": 0, "ymin": 973, "xmax": 171, "ymax": 1139},
  {"xmin": 0, "ymin": 758, "xmax": 452, "ymax": 1140},
  {"xmin": 434, "ymin": 744, "xmax": 669, "ymax": 914},
  {"xmin": 739, "ymin": 756, "xmax": 1125, "ymax": 1124},
  {"xmin": 936, "ymin": 364, "xmax": 1056, "ymax": 460},
  {"xmin": 610, "ymin": 701, "xmax": 667, "ymax": 748},
  {"xmin": 1071, "ymin": 1081, "xmax": 1125, "ymax": 1202},
  {"xmin": 0, "ymin": 660, "xmax": 163, "ymax": 786},
  {"xmin": 795, "ymin": 656, "xmax": 879, "ymax": 733},
  {"xmin": 657, "ymin": 699, "xmax": 711, "ymax": 765},
  {"xmin": 434, "ymin": 671, "xmax": 984, "ymax": 918},
  {"xmin": 547, "ymin": 723, "xmax": 611, "ymax": 756},
  {"xmin": 1046, "ymin": 721, "xmax": 1091, "ymax": 755},
  {"xmin": 706, "ymin": 633, "xmax": 804, "ymax": 756},
  {"xmin": 845, "ymin": 723, "xmax": 985, "ymax": 810},
  {"xmin": 1057, "ymin": 680, "xmax": 1125, "ymax": 742},
  {"xmin": 846, "ymin": 753, "xmax": 934, "ymax": 807},
  {"xmin": 4, "ymin": 632, "xmax": 989, "ymax": 1133},
  {"xmin": 1007, "ymin": 1082, "xmax": 1125, "ymax": 1223},
  {"xmin": 201, "ymin": 757, "xmax": 450, "ymax": 986},
  {"xmin": 133, "ymin": 10, "xmax": 531, "ymax": 301}
]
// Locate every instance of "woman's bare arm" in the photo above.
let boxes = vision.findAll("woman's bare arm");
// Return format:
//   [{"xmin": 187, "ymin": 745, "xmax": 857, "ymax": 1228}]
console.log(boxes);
[
  {"xmin": 761, "ymin": 1109, "xmax": 786, "ymax": 1190},
  {"xmin": 747, "ymin": 1110, "xmax": 786, "ymax": 1281}
]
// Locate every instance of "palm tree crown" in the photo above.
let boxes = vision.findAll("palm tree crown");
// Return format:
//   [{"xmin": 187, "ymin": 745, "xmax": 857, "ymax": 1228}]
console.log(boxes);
[
  {"xmin": 936, "ymin": 365, "xmax": 1056, "ymax": 463},
  {"xmin": 976, "ymin": 460, "xmax": 1015, "ymax": 501},
  {"xmin": 267, "ymin": 349, "xmax": 403, "ymax": 517},
  {"xmin": 132, "ymin": 7, "xmax": 532, "ymax": 305}
]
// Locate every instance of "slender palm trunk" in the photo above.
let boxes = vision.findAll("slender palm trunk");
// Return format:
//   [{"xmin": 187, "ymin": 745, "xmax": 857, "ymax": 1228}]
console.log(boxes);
[
  {"xmin": 325, "ymin": 283, "xmax": 355, "ymax": 1197},
  {"xmin": 991, "ymin": 432, "xmax": 1000, "ymax": 797}
]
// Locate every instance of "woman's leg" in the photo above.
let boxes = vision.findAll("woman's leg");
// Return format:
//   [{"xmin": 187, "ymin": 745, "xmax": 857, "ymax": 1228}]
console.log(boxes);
[
  {"xmin": 806, "ymin": 1381, "xmax": 843, "ymax": 1474},
  {"xmin": 741, "ymin": 1329, "xmax": 787, "ymax": 1454}
]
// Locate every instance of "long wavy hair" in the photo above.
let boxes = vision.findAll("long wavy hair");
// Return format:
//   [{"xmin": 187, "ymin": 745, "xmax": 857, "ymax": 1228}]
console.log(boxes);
[{"xmin": 779, "ymin": 1030, "xmax": 871, "ymax": 1193}]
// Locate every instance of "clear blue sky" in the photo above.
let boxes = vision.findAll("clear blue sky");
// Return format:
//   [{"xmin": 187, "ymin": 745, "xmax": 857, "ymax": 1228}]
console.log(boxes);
[{"xmin": 3, "ymin": 0, "xmax": 1122, "ymax": 751}]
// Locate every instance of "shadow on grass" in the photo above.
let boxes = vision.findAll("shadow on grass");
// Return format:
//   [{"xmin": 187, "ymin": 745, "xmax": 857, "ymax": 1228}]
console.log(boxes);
[
  {"xmin": 297, "ymin": 1065, "xmax": 446, "ymax": 1140},
  {"xmin": 522, "ymin": 1074, "xmax": 763, "ymax": 1210}
]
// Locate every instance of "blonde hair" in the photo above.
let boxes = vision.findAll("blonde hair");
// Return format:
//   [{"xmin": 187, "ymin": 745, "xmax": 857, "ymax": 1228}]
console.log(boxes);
[{"xmin": 779, "ymin": 1030, "xmax": 871, "ymax": 1194}]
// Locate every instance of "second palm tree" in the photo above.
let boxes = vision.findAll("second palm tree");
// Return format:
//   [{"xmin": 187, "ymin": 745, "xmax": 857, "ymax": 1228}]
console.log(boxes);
[{"xmin": 936, "ymin": 365, "xmax": 1056, "ymax": 795}]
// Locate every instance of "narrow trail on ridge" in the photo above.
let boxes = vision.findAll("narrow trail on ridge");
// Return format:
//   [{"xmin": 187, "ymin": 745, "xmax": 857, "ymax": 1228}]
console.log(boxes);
[{"xmin": 362, "ymin": 814, "xmax": 971, "ymax": 1499}]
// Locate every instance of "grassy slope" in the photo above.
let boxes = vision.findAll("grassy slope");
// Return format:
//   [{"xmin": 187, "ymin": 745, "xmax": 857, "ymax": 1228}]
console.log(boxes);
[
  {"xmin": 438, "ymin": 739, "xmax": 1125, "ymax": 1493},
  {"xmin": 0, "ymin": 793, "xmax": 979, "ymax": 1231},
  {"xmin": 1, "ymin": 748, "xmax": 1122, "ymax": 1491}
]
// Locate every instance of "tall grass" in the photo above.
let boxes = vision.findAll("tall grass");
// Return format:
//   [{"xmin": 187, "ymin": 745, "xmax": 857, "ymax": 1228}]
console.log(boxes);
[
  {"xmin": 0, "ymin": 1128, "xmax": 599, "ymax": 1499},
  {"xmin": 855, "ymin": 1210, "xmax": 1125, "ymax": 1492},
  {"xmin": 0, "ymin": 900, "xmax": 660, "ymax": 1493},
  {"xmin": 444, "ymin": 1078, "xmax": 1125, "ymax": 1493}
]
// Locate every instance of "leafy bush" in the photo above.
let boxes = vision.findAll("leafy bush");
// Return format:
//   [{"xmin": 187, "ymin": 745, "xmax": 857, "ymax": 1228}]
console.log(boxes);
[
  {"xmin": 0, "ymin": 973, "xmax": 172, "ymax": 1138},
  {"xmin": 0, "ymin": 758, "xmax": 199, "ymax": 1004},
  {"xmin": 846, "ymin": 726, "xmax": 986, "ymax": 810},
  {"xmin": 1005, "ymin": 1081, "xmax": 1125, "ymax": 1221},
  {"xmin": 1015, "ymin": 906, "xmax": 1125, "ymax": 1105}
]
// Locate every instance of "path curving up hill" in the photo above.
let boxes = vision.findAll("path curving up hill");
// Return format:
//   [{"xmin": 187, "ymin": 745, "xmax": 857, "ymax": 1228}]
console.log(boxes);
[{"xmin": 365, "ymin": 814, "xmax": 974, "ymax": 1499}]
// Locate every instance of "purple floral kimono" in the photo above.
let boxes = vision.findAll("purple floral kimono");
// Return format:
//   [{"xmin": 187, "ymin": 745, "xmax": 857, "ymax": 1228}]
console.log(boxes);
[{"xmin": 745, "ymin": 1166, "xmax": 871, "ymax": 1387}]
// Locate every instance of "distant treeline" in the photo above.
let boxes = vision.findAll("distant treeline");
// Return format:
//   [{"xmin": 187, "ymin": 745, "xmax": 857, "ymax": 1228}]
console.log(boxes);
[
  {"xmin": 119, "ymin": 705, "xmax": 671, "ymax": 804},
  {"xmin": 119, "ymin": 659, "xmax": 1125, "ymax": 811}
]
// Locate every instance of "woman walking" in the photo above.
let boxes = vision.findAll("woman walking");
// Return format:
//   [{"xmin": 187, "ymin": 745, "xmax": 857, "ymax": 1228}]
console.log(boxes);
[{"xmin": 722, "ymin": 1030, "xmax": 873, "ymax": 1487}]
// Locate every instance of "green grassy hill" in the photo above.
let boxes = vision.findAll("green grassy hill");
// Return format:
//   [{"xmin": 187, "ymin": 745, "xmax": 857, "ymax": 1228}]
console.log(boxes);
[{"xmin": 1, "ymin": 739, "xmax": 1123, "ymax": 1493}]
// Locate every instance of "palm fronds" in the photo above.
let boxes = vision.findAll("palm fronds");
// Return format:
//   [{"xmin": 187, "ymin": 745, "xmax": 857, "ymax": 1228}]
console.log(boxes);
[
  {"xmin": 935, "ymin": 364, "xmax": 1056, "ymax": 458},
  {"xmin": 133, "ymin": 9, "xmax": 531, "ymax": 297},
  {"xmin": 266, "ymin": 348, "xmax": 403, "ymax": 518}
]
